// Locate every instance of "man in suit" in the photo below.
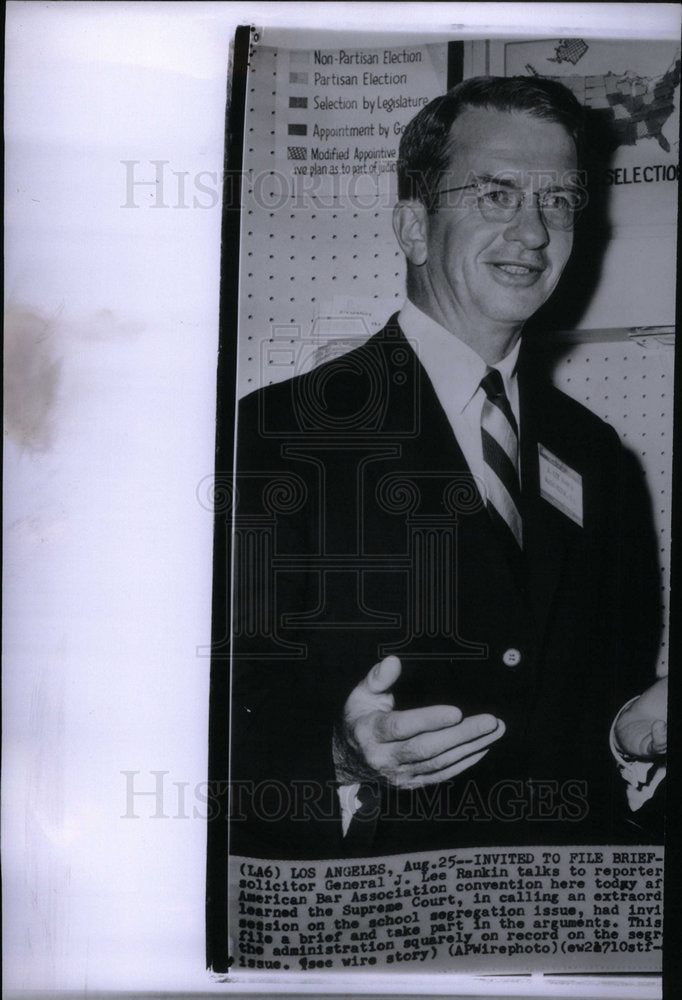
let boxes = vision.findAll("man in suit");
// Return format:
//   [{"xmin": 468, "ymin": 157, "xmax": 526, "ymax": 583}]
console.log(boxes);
[{"xmin": 229, "ymin": 76, "xmax": 666, "ymax": 859}]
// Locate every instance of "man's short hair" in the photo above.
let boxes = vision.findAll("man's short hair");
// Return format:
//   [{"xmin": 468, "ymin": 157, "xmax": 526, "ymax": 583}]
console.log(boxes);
[{"xmin": 397, "ymin": 75, "xmax": 585, "ymax": 209}]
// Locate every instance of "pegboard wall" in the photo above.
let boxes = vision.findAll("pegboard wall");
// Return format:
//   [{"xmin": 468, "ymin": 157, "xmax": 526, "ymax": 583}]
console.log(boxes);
[
  {"xmin": 235, "ymin": 33, "xmax": 675, "ymax": 675},
  {"xmin": 238, "ymin": 36, "xmax": 447, "ymax": 394}
]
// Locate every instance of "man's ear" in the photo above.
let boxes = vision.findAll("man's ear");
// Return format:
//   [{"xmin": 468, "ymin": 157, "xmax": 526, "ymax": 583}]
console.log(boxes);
[{"xmin": 392, "ymin": 200, "xmax": 429, "ymax": 266}]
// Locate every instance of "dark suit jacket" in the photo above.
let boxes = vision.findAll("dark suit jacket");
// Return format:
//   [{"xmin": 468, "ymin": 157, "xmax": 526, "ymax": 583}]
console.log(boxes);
[{"xmin": 228, "ymin": 316, "xmax": 661, "ymax": 858}]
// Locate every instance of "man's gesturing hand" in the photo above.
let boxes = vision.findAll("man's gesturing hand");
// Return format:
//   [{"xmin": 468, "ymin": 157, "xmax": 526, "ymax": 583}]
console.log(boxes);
[
  {"xmin": 334, "ymin": 655, "xmax": 506, "ymax": 789},
  {"xmin": 615, "ymin": 675, "xmax": 668, "ymax": 760}
]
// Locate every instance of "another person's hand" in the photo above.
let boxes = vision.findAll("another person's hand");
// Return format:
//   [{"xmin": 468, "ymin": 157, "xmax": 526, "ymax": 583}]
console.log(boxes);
[
  {"xmin": 334, "ymin": 655, "xmax": 506, "ymax": 788},
  {"xmin": 615, "ymin": 676, "xmax": 668, "ymax": 760}
]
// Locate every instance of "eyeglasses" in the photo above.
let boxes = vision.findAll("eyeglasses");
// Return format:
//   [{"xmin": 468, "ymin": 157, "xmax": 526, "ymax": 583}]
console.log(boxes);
[{"xmin": 433, "ymin": 181, "xmax": 584, "ymax": 231}]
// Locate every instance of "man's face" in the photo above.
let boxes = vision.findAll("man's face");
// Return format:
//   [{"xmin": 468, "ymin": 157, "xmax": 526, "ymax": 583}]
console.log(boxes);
[{"xmin": 422, "ymin": 107, "xmax": 578, "ymax": 335}]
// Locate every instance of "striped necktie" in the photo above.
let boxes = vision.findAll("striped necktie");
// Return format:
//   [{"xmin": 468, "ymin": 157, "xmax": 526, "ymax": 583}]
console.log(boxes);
[{"xmin": 480, "ymin": 367, "xmax": 523, "ymax": 548}]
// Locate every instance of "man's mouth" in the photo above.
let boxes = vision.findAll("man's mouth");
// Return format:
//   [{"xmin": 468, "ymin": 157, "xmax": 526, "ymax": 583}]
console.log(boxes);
[
  {"xmin": 498, "ymin": 264, "xmax": 535, "ymax": 274},
  {"xmin": 487, "ymin": 260, "xmax": 546, "ymax": 285},
  {"xmin": 492, "ymin": 261, "xmax": 544, "ymax": 275}
]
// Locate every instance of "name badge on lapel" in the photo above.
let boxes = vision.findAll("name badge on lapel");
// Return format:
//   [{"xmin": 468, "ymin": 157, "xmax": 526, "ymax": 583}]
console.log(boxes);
[{"xmin": 538, "ymin": 444, "xmax": 583, "ymax": 527}]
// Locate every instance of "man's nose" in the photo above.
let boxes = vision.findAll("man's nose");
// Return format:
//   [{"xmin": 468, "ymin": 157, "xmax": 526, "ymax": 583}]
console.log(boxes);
[{"xmin": 502, "ymin": 200, "xmax": 550, "ymax": 249}]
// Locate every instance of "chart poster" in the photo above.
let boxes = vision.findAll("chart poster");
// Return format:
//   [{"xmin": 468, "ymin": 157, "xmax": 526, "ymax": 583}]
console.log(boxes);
[{"xmin": 273, "ymin": 43, "xmax": 446, "ymax": 198}]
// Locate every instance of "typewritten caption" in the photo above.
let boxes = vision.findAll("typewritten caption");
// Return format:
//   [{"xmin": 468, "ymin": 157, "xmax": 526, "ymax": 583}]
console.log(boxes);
[{"xmin": 229, "ymin": 846, "xmax": 662, "ymax": 973}]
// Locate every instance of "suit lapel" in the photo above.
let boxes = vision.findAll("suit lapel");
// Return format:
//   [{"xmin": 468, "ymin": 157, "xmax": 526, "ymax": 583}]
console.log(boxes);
[
  {"xmin": 374, "ymin": 319, "xmax": 578, "ymax": 641},
  {"xmin": 382, "ymin": 321, "xmax": 527, "ymax": 575},
  {"xmin": 518, "ymin": 358, "xmax": 575, "ymax": 637},
  {"xmin": 382, "ymin": 320, "xmax": 479, "ymax": 489}
]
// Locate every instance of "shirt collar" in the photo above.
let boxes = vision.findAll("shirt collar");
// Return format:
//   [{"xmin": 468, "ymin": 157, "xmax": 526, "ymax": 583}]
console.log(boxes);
[{"xmin": 397, "ymin": 299, "xmax": 521, "ymax": 415}]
